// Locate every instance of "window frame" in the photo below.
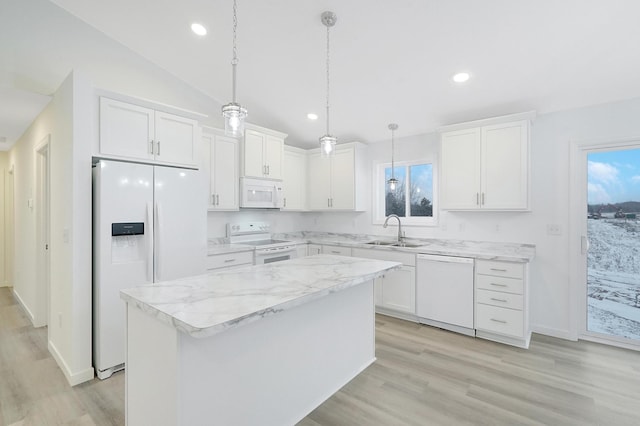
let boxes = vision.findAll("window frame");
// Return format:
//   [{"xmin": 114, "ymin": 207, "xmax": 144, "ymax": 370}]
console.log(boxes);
[{"xmin": 373, "ymin": 158, "xmax": 438, "ymax": 227}]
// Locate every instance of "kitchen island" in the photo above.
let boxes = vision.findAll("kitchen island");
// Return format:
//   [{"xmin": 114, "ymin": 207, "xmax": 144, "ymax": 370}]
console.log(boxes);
[{"xmin": 120, "ymin": 254, "xmax": 400, "ymax": 426}]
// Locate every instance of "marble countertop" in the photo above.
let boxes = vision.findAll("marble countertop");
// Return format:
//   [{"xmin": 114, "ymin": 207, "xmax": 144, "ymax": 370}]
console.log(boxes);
[
  {"xmin": 273, "ymin": 232, "xmax": 536, "ymax": 262},
  {"xmin": 121, "ymin": 255, "xmax": 400, "ymax": 338}
]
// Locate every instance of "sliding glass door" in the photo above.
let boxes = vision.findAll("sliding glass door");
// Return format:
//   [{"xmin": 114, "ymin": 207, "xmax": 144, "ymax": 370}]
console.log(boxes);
[{"xmin": 585, "ymin": 147, "xmax": 640, "ymax": 345}]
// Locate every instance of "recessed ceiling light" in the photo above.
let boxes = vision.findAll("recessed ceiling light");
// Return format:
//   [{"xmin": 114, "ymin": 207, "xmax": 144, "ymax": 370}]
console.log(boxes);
[
  {"xmin": 452, "ymin": 72, "xmax": 470, "ymax": 83},
  {"xmin": 191, "ymin": 23, "xmax": 207, "ymax": 36},
  {"xmin": 307, "ymin": 113, "xmax": 318, "ymax": 120}
]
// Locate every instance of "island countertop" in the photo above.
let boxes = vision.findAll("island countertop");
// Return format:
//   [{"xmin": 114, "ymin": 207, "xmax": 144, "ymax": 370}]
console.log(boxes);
[{"xmin": 120, "ymin": 254, "xmax": 401, "ymax": 339}]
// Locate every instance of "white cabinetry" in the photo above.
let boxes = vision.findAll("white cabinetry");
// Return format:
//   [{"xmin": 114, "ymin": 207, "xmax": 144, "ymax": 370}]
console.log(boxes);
[
  {"xmin": 202, "ymin": 128, "xmax": 239, "ymax": 211},
  {"xmin": 440, "ymin": 114, "xmax": 532, "ymax": 210},
  {"xmin": 474, "ymin": 259, "xmax": 530, "ymax": 348},
  {"xmin": 307, "ymin": 244, "xmax": 322, "ymax": 256},
  {"xmin": 322, "ymin": 245, "xmax": 352, "ymax": 256},
  {"xmin": 282, "ymin": 146, "xmax": 307, "ymax": 211},
  {"xmin": 308, "ymin": 142, "xmax": 367, "ymax": 211},
  {"xmin": 241, "ymin": 124, "xmax": 286, "ymax": 180},
  {"xmin": 206, "ymin": 251, "xmax": 253, "ymax": 271},
  {"xmin": 352, "ymin": 248, "xmax": 416, "ymax": 319},
  {"xmin": 99, "ymin": 97, "xmax": 198, "ymax": 168}
]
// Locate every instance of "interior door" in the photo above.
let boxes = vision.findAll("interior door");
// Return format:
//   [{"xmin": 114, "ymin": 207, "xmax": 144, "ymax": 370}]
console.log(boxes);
[{"xmin": 582, "ymin": 147, "xmax": 640, "ymax": 347}]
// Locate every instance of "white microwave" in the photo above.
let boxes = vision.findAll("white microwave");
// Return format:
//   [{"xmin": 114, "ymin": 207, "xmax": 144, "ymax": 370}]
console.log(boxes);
[{"xmin": 239, "ymin": 177, "xmax": 284, "ymax": 209}]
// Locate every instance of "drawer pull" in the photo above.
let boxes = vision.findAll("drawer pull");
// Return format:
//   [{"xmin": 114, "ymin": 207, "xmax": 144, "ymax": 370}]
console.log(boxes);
[
  {"xmin": 490, "ymin": 318, "xmax": 507, "ymax": 324},
  {"xmin": 490, "ymin": 268, "xmax": 507, "ymax": 272},
  {"xmin": 490, "ymin": 283, "xmax": 507, "ymax": 287},
  {"xmin": 224, "ymin": 259, "xmax": 236, "ymax": 263},
  {"xmin": 331, "ymin": 250, "xmax": 341, "ymax": 254},
  {"xmin": 490, "ymin": 297, "xmax": 508, "ymax": 303}
]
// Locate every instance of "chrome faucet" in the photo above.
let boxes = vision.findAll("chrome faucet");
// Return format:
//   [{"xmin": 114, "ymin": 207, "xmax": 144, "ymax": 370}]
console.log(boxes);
[{"xmin": 383, "ymin": 214, "xmax": 405, "ymax": 244}]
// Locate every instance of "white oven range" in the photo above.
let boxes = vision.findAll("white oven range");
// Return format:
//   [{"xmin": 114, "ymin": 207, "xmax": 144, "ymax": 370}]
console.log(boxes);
[{"xmin": 227, "ymin": 222, "xmax": 298, "ymax": 264}]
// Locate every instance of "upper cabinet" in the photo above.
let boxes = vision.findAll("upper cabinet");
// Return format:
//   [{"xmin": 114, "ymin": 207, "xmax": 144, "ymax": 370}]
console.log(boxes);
[
  {"xmin": 202, "ymin": 128, "xmax": 239, "ymax": 211},
  {"xmin": 440, "ymin": 113, "xmax": 533, "ymax": 211},
  {"xmin": 307, "ymin": 142, "xmax": 368, "ymax": 211},
  {"xmin": 282, "ymin": 146, "xmax": 307, "ymax": 211},
  {"xmin": 99, "ymin": 97, "xmax": 200, "ymax": 168},
  {"xmin": 241, "ymin": 124, "xmax": 286, "ymax": 180}
]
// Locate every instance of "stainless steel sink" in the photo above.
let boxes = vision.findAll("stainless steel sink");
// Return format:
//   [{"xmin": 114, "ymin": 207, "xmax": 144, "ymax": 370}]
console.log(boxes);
[
  {"xmin": 391, "ymin": 242, "xmax": 424, "ymax": 248},
  {"xmin": 365, "ymin": 240, "xmax": 397, "ymax": 246}
]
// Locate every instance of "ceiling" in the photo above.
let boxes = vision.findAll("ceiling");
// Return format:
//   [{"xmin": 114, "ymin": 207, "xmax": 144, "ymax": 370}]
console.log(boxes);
[{"xmin": 3, "ymin": 1, "xmax": 640, "ymax": 149}]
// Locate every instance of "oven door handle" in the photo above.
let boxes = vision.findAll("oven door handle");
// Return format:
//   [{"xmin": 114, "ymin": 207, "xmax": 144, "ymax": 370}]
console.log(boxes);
[{"xmin": 256, "ymin": 245, "xmax": 296, "ymax": 255}]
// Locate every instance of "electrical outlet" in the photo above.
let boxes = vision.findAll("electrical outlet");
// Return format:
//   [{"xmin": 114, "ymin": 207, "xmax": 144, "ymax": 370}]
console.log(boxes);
[
  {"xmin": 458, "ymin": 223, "xmax": 466, "ymax": 232},
  {"xmin": 547, "ymin": 224, "xmax": 561, "ymax": 236},
  {"xmin": 495, "ymin": 224, "xmax": 501, "ymax": 233}
]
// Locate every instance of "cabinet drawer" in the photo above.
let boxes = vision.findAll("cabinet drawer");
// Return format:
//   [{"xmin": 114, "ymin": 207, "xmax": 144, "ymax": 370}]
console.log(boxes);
[
  {"xmin": 475, "ymin": 304, "xmax": 524, "ymax": 338},
  {"xmin": 322, "ymin": 245, "xmax": 352, "ymax": 256},
  {"xmin": 476, "ymin": 260, "xmax": 523, "ymax": 279},
  {"xmin": 476, "ymin": 289, "xmax": 523, "ymax": 310},
  {"xmin": 352, "ymin": 248, "xmax": 415, "ymax": 266},
  {"xmin": 207, "ymin": 251, "xmax": 253, "ymax": 270},
  {"xmin": 475, "ymin": 274, "xmax": 523, "ymax": 294}
]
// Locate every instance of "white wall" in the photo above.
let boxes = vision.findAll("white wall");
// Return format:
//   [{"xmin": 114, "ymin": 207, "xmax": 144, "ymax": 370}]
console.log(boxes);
[
  {"xmin": 9, "ymin": 72, "xmax": 95, "ymax": 384},
  {"xmin": 0, "ymin": 152, "xmax": 10, "ymax": 287}
]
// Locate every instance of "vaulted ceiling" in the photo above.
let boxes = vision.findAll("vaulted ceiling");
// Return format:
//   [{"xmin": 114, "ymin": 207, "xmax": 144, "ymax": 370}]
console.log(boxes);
[{"xmin": 3, "ymin": 0, "xmax": 640, "ymax": 150}]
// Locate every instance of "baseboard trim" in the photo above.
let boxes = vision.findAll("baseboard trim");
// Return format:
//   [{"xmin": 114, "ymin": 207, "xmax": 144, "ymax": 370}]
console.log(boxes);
[
  {"xmin": 531, "ymin": 325, "xmax": 575, "ymax": 340},
  {"xmin": 13, "ymin": 288, "xmax": 35, "ymax": 325},
  {"xmin": 48, "ymin": 340, "xmax": 95, "ymax": 386}
]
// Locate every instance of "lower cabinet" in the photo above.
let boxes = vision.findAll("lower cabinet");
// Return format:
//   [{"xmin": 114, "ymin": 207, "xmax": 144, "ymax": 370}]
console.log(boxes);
[
  {"xmin": 352, "ymin": 248, "xmax": 416, "ymax": 319},
  {"xmin": 207, "ymin": 251, "xmax": 253, "ymax": 271},
  {"xmin": 307, "ymin": 244, "xmax": 322, "ymax": 256},
  {"xmin": 322, "ymin": 245, "xmax": 352, "ymax": 256},
  {"xmin": 295, "ymin": 244, "xmax": 308, "ymax": 258},
  {"xmin": 474, "ymin": 259, "xmax": 530, "ymax": 348}
]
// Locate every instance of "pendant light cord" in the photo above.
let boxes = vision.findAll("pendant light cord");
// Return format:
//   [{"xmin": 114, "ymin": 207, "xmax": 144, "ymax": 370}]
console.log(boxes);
[
  {"xmin": 231, "ymin": 0, "xmax": 238, "ymax": 103},
  {"xmin": 391, "ymin": 127, "xmax": 395, "ymax": 179},
  {"xmin": 325, "ymin": 21, "xmax": 331, "ymax": 136}
]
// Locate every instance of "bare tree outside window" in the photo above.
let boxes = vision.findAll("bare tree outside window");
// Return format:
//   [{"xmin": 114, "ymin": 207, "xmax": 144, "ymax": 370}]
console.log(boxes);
[{"xmin": 384, "ymin": 163, "xmax": 433, "ymax": 218}]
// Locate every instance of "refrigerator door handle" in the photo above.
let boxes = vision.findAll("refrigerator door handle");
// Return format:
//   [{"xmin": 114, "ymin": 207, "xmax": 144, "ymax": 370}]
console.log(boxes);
[
  {"xmin": 155, "ymin": 202, "xmax": 162, "ymax": 281},
  {"xmin": 146, "ymin": 202, "xmax": 153, "ymax": 282}
]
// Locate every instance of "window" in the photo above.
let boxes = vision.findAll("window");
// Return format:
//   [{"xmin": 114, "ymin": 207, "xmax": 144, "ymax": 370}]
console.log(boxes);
[{"xmin": 376, "ymin": 160, "xmax": 437, "ymax": 225}]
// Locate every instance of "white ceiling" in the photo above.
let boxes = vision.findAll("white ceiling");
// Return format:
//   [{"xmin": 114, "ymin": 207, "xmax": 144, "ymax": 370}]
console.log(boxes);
[{"xmin": 3, "ymin": 0, "xmax": 640, "ymax": 149}]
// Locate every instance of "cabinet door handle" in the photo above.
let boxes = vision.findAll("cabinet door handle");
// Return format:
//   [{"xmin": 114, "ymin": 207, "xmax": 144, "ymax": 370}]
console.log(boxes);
[
  {"xmin": 490, "ymin": 318, "xmax": 508, "ymax": 324},
  {"xmin": 490, "ymin": 282, "xmax": 507, "ymax": 287},
  {"xmin": 482, "ymin": 192, "xmax": 485, "ymax": 205},
  {"xmin": 267, "ymin": 165, "xmax": 270, "ymax": 175},
  {"xmin": 283, "ymin": 198, "xmax": 287, "ymax": 208},
  {"xmin": 330, "ymin": 198, "xmax": 333, "ymax": 207},
  {"xmin": 216, "ymin": 194, "xmax": 220, "ymax": 206},
  {"xmin": 150, "ymin": 140, "xmax": 154, "ymax": 155},
  {"xmin": 157, "ymin": 141, "xmax": 161, "ymax": 156},
  {"xmin": 327, "ymin": 198, "xmax": 330, "ymax": 207},
  {"xmin": 490, "ymin": 297, "xmax": 508, "ymax": 303},
  {"xmin": 211, "ymin": 194, "xmax": 215, "ymax": 205}
]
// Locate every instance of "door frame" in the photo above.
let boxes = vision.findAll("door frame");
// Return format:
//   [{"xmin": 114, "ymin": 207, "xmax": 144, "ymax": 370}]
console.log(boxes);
[
  {"xmin": 35, "ymin": 135, "xmax": 51, "ymax": 328},
  {"xmin": 569, "ymin": 135, "xmax": 640, "ymax": 351}
]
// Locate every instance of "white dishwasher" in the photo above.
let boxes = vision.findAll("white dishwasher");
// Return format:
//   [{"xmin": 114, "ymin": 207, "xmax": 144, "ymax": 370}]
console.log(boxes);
[{"xmin": 416, "ymin": 254, "xmax": 475, "ymax": 336}]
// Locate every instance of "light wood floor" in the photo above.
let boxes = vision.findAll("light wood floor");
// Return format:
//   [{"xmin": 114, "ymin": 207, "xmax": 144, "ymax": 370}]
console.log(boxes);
[{"xmin": 1, "ymin": 287, "xmax": 638, "ymax": 426}]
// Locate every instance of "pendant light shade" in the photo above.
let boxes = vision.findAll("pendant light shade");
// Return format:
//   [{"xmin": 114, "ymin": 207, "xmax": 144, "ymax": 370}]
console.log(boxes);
[
  {"xmin": 388, "ymin": 123, "xmax": 398, "ymax": 190},
  {"xmin": 319, "ymin": 11, "xmax": 337, "ymax": 157},
  {"xmin": 222, "ymin": 0, "xmax": 247, "ymax": 137}
]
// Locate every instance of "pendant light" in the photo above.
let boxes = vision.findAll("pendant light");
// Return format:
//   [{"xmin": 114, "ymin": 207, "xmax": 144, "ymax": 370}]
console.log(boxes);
[
  {"xmin": 388, "ymin": 123, "xmax": 399, "ymax": 190},
  {"xmin": 221, "ymin": 0, "xmax": 248, "ymax": 138},
  {"xmin": 319, "ymin": 11, "xmax": 337, "ymax": 157}
]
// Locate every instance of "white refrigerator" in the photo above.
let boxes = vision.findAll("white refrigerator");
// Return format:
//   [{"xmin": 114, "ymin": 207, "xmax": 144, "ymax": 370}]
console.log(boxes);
[{"xmin": 92, "ymin": 160, "xmax": 206, "ymax": 379}]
